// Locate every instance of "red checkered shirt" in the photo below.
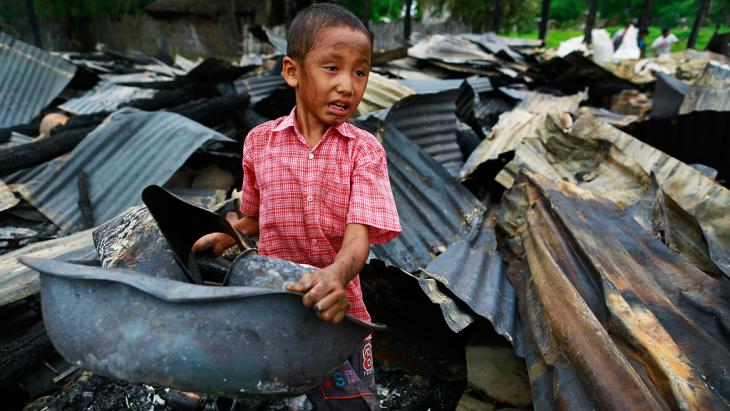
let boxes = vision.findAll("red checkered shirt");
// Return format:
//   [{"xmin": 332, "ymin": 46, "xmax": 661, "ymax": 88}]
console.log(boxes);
[{"xmin": 240, "ymin": 108, "xmax": 401, "ymax": 322}]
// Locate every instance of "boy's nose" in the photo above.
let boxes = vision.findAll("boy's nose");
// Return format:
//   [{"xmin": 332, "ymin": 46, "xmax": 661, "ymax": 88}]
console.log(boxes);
[{"xmin": 335, "ymin": 74, "xmax": 354, "ymax": 96}]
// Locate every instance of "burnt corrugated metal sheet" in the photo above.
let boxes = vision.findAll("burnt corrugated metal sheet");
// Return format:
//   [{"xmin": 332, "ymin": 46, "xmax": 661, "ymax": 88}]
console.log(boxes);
[
  {"xmin": 459, "ymin": 89, "xmax": 586, "ymax": 181},
  {"xmin": 424, "ymin": 217, "xmax": 523, "ymax": 353},
  {"xmin": 5, "ymin": 108, "xmax": 228, "ymax": 233},
  {"xmin": 0, "ymin": 33, "xmax": 77, "ymax": 127},
  {"xmin": 622, "ymin": 111, "xmax": 730, "ymax": 185},
  {"xmin": 398, "ymin": 79, "xmax": 465, "ymax": 94},
  {"xmin": 515, "ymin": 89, "xmax": 587, "ymax": 114},
  {"xmin": 0, "ymin": 179, "xmax": 19, "ymax": 213},
  {"xmin": 234, "ymin": 74, "xmax": 286, "ymax": 104},
  {"xmin": 462, "ymin": 32, "xmax": 525, "ymax": 63},
  {"xmin": 59, "ymin": 81, "xmax": 157, "ymax": 115},
  {"xmin": 409, "ymin": 34, "xmax": 499, "ymax": 64},
  {"xmin": 385, "ymin": 89, "xmax": 465, "ymax": 177},
  {"xmin": 355, "ymin": 72, "xmax": 414, "ymax": 117},
  {"xmin": 496, "ymin": 112, "xmax": 730, "ymax": 279},
  {"xmin": 649, "ymin": 72, "xmax": 689, "ymax": 119},
  {"xmin": 359, "ymin": 119, "xmax": 485, "ymax": 273},
  {"xmin": 0, "ymin": 228, "xmax": 95, "ymax": 307},
  {"xmin": 679, "ymin": 61, "xmax": 730, "ymax": 114},
  {"xmin": 503, "ymin": 171, "xmax": 730, "ymax": 410}
]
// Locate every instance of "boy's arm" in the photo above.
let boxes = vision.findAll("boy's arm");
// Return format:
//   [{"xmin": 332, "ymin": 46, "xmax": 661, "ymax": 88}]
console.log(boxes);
[{"xmin": 285, "ymin": 223, "xmax": 369, "ymax": 324}]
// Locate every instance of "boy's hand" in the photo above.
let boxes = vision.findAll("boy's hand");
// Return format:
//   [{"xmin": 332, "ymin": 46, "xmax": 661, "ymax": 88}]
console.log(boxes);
[
  {"xmin": 191, "ymin": 212, "xmax": 248, "ymax": 256},
  {"xmin": 191, "ymin": 232, "xmax": 236, "ymax": 256},
  {"xmin": 286, "ymin": 266, "xmax": 350, "ymax": 324}
]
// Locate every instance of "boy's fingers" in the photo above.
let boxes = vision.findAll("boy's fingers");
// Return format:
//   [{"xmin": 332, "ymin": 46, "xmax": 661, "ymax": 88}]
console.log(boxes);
[
  {"xmin": 287, "ymin": 273, "xmax": 317, "ymax": 295},
  {"xmin": 312, "ymin": 289, "xmax": 346, "ymax": 314},
  {"xmin": 316, "ymin": 298, "xmax": 349, "ymax": 323}
]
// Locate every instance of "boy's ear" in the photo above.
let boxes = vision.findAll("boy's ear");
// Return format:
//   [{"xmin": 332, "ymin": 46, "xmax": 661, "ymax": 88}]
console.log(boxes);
[{"xmin": 282, "ymin": 56, "xmax": 299, "ymax": 88}]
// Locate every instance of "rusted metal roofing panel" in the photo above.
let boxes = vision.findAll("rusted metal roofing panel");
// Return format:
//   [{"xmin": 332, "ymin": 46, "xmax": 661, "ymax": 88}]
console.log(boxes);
[
  {"xmin": 5, "ymin": 108, "xmax": 229, "ymax": 233},
  {"xmin": 679, "ymin": 61, "xmax": 730, "ymax": 114},
  {"xmin": 0, "ymin": 33, "xmax": 77, "ymax": 127},
  {"xmin": 0, "ymin": 228, "xmax": 95, "ymax": 307},
  {"xmin": 384, "ymin": 89, "xmax": 465, "ymax": 177},
  {"xmin": 503, "ymin": 172, "xmax": 730, "ymax": 410},
  {"xmin": 59, "ymin": 81, "xmax": 157, "ymax": 115},
  {"xmin": 496, "ymin": 113, "xmax": 730, "ymax": 278},
  {"xmin": 359, "ymin": 119, "xmax": 485, "ymax": 273}
]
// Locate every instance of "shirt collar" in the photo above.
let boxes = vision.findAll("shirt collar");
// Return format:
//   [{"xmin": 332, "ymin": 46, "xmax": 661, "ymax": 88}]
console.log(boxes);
[{"xmin": 273, "ymin": 107, "xmax": 356, "ymax": 139}]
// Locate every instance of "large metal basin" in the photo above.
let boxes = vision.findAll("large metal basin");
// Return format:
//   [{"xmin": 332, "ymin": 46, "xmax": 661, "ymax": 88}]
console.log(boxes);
[{"xmin": 20, "ymin": 256, "xmax": 381, "ymax": 397}]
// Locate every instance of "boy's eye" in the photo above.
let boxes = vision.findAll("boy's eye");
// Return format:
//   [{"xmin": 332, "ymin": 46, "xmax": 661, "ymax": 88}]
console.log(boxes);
[
  {"xmin": 325, "ymin": 66, "xmax": 337, "ymax": 72},
  {"xmin": 355, "ymin": 70, "xmax": 367, "ymax": 78}
]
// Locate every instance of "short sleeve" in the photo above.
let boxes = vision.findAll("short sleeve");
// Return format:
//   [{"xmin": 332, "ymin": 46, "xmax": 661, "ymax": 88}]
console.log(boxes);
[
  {"xmin": 239, "ymin": 133, "xmax": 260, "ymax": 217},
  {"xmin": 347, "ymin": 143, "xmax": 401, "ymax": 244}
]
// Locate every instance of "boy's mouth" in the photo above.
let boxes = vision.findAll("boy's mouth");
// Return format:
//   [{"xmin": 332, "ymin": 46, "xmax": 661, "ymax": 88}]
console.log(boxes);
[{"xmin": 328, "ymin": 100, "xmax": 350, "ymax": 115}]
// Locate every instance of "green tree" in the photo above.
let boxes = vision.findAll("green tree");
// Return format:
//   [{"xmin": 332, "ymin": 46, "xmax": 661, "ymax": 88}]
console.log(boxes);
[{"xmin": 419, "ymin": 0, "xmax": 539, "ymax": 32}]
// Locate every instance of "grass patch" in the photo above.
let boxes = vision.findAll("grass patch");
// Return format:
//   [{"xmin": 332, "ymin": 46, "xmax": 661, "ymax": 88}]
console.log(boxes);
[{"xmin": 505, "ymin": 25, "xmax": 729, "ymax": 52}]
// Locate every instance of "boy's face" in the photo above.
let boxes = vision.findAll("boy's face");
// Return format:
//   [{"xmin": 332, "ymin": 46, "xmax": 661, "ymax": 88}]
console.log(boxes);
[{"xmin": 282, "ymin": 26, "xmax": 371, "ymax": 127}]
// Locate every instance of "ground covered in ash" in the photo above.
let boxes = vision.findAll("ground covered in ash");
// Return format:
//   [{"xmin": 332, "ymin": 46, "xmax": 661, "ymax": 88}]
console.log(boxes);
[{"xmin": 24, "ymin": 365, "xmax": 464, "ymax": 411}]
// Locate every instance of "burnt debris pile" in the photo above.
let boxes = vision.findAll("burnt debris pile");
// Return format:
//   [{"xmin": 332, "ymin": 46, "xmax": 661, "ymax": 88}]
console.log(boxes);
[{"xmin": 1, "ymin": 26, "xmax": 730, "ymax": 411}]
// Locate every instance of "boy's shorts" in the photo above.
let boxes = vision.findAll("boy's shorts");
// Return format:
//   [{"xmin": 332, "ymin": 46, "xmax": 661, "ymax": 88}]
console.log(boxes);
[{"xmin": 306, "ymin": 339, "xmax": 381, "ymax": 411}]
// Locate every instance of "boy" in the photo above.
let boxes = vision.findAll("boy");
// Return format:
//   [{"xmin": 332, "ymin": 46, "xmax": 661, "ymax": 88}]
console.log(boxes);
[{"xmin": 192, "ymin": 3, "xmax": 401, "ymax": 410}]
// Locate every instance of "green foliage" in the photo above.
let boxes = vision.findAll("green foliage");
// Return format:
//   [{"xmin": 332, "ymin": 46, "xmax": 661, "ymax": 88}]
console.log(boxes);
[
  {"xmin": 420, "ymin": 0, "xmax": 539, "ymax": 32},
  {"xmin": 507, "ymin": 24, "xmax": 729, "ymax": 50},
  {"xmin": 339, "ymin": 0, "xmax": 404, "ymax": 23},
  {"xmin": 549, "ymin": 0, "xmax": 729, "ymax": 29}
]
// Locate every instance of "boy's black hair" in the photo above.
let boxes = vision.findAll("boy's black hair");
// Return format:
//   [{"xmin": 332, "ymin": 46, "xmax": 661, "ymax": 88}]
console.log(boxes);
[{"xmin": 286, "ymin": 3, "xmax": 372, "ymax": 62}]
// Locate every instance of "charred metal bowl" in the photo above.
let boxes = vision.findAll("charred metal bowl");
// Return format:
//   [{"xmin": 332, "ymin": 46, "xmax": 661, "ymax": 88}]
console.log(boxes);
[{"xmin": 20, "ymin": 256, "xmax": 382, "ymax": 398}]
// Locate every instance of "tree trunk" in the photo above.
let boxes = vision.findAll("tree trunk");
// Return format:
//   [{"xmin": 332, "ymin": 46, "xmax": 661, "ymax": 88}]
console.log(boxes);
[
  {"xmin": 687, "ymin": 0, "xmax": 712, "ymax": 49},
  {"xmin": 25, "ymin": 0, "xmax": 43, "ymax": 48},
  {"xmin": 404, "ymin": 0, "xmax": 413, "ymax": 43},
  {"xmin": 363, "ymin": 0, "xmax": 371, "ymax": 29},
  {"xmin": 284, "ymin": 0, "xmax": 294, "ymax": 28},
  {"xmin": 492, "ymin": 0, "xmax": 504, "ymax": 32},
  {"xmin": 584, "ymin": 0, "xmax": 598, "ymax": 45},
  {"xmin": 539, "ymin": 0, "xmax": 552, "ymax": 42},
  {"xmin": 639, "ymin": 0, "xmax": 652, "ymax": 31}
]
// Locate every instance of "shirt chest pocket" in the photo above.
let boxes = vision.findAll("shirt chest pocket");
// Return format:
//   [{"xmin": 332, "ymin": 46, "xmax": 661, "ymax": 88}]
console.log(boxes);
[{"xmin": 318, "ymin": 164, "xmax": 351, "ymax": 237}]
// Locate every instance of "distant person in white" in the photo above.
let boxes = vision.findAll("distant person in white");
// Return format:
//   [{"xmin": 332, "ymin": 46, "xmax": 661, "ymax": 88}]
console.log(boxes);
[{"xmin": 652, "ymin": 28, "xmax": 679, "ymax": 61}]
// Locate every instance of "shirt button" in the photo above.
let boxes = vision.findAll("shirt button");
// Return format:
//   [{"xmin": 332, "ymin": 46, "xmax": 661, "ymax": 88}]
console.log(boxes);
[
  {"xmin": 308, "ymin": 153, "xmax": 314, "ymax": 160},
  {"xmin": 312, "ymin": 239, "xmax": 317, "ymax": 245},
  {"xmin": 307, "ymin": 195, "xmax": 313, "ymax": 202}
]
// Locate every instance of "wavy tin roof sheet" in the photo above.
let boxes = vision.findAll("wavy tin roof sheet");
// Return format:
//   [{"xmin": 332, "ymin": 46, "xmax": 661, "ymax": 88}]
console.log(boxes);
[
  {"xmin": 6, "ymin": 108, "xmax": 228, "ymax": 233},
  {"xmin": 0, "ymin": 33, "xmax": 77, "ymax": 127},
  {"xmin": 424, "ymin": 217, "xmax": 523, "ymax": 353},
  {"xmin": 505, "ymin": 172, "xmax": 730, "ymax": 409},
  {"xmin": 359, "ymin": 119, "xmax": 485, "ymax": 273},
  {"xmin": 234, "ymin": 74, "xmax": 287, "ymax": 104},
  {"xmin": 385, "ymin": 89, "xmax": 465, "ymax": 177},
  {"xmin": 59, "ymin": 81, "xmax": 157, "ymax": 115}
]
